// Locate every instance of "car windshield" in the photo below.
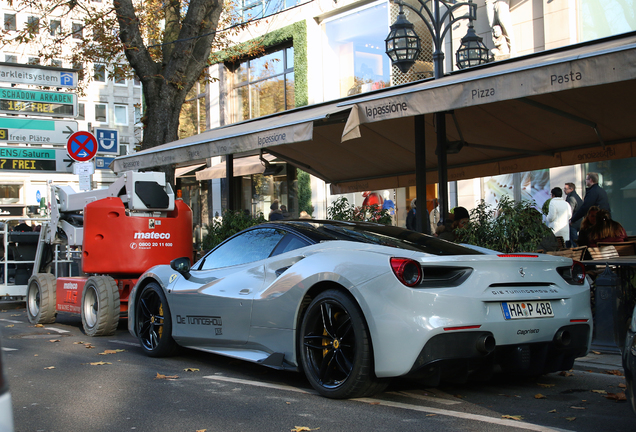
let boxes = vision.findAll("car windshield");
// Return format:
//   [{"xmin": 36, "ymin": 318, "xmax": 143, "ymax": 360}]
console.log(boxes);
[{"xmin": 301, "ymin": 222, "xmax": 483, "ymax": 256}]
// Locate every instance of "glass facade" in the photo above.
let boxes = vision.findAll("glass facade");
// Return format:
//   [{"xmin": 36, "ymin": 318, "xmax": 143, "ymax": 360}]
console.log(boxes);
[
  {"xmin": 578, "ymin": 0, "xmax": 636, "ymax": 41},
  {"xmin": 585, "ymin": 157, "xmax": 636, "ymax": 236},
  {"xmin": 179, "ymin": 81, "xmax": 208, "ymax": 139},
  {"xmin": 322, "ymin": 1, "xmax": 391, "ymax": 100},
  {"xmin": 231, "ymin": 46, "xmax": 295, "ymax": 122}
]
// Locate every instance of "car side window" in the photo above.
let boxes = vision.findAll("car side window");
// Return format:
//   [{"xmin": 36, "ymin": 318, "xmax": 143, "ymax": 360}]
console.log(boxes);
[
  {"xmin": 271, "ymin": 233, "xmax": 310, "ymax": 257},
  {"xmin": 199, "ymin": 228, "xmax": 285, "ymax": 270}
]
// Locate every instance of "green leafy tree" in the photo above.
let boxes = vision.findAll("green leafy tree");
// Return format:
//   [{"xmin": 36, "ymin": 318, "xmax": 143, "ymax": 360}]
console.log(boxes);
[
  {"xmin": 202, "ymin": 210, "xmax": 266, "ymax": 250},
  {"xmin": 327, "ymin": 196, "xmax": 391, "ymax": 225},
  {"xmin": 1, "ymin": 0, "xmax": 260, "ymax": 183},
  {"xmin": 455, "ymin": 196, "xmax": 553, "ymax": 253},
  {"xmin": 297, "ymin": 169, "xmax": 313, "ymax": 216}
]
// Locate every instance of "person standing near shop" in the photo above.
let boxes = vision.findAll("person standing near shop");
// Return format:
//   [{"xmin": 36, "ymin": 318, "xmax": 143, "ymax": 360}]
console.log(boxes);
[
  {"xmin": 546, "ymin": 187, "xmax": 571, "ymax": 244},
  {"xmin": 564, "ymin": 182, "xmax": 583, "ymax": 246},
  {"xmin": 570, "ymin": 172, "xmax": 611, "ymax": 226}
]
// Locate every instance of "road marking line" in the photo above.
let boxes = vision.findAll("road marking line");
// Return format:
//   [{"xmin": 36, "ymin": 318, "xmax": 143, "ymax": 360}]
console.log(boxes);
[
  {"xmin": 108, "ymin": 340, "xmax": 141, "ymax": 347},
  {"xmin": 0, "ymin": 318, "xmax": 21, "ymax": 324},
  {"xmin": 45, "ymin": 327, "xmax": 69, "ymax": 333},
  {"xmin": 204, "ymin": 375, "xmax": 573, "ymax": 432},
  {"xmin": 204, "ymin": 375, "xmax": 316, "ymax": 395},
  {"xmin": 386, "ymin": 390, "xmax": 461, "ymax": 405},
  {"xmin": 1, "ymin": 347, "xmax": 17, "ymax": 351},
  {"xmin": 353, "ymin": 398, "xmax": 574, "ymax": 432}
]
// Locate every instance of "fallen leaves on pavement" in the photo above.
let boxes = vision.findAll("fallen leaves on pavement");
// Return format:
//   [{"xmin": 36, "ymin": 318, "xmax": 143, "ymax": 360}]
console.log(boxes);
[
  {"xmin": 537, "ymin": 383, "xmax": 555, "ymax": 388},
  {"xmin": 98, "ymin": 349, "xmax": 125, "ymax": 355},
  {"xmin": 184, "ymin": 368, "xmax": 200, "ymax": 372},
  {"xmin": 605, "ymin": 392, "xmax": 627, "ymax": 402},
  {"xmin": 155, "ymin": 372, "xmax": 179, "ymax": 380},
  {"xmin": 534, "ymin": 394, "xmax": 546, "ymax": 399},
  {"xmin": 591, "ymin": 389, "xmax": 607, "ymax": 394},
  {"xmin": 5, "ymin": 324, "xmax": 13, "ymax": 328},
  {"xmin": 501, "ymin": 415, "xmax": 523, "ymax": 421},
  {"xmin": 49, "ymin": 339, "xmax": 60, "ymax": 343},
  {"xmin": 604, "ymin": 370, "xmax": 624, "ymax": 376},
  {"xmin": 559, "ymin": 371, "xmax": 574, "ymax": 377},
  {"xmin": 290, "ymin": 427, "xmax": 319, "ymax": 432},
  {"xmin": 570, "ymin": 406, "xmax": 585, "ymax": 410},
  {"xmin": 565, "ymin": 417, "xmax": 576, "ymax": 421},
  {"xmin": 44, "ymin": 366, "xmax": 55, "ymax": 370},
  {"xmin": 548, "ymin": 409, "xmax": 557, "ymax": 413},
  {"xmin": 89, "ymin": 361, "xmax": 112, "ymax": 366}
]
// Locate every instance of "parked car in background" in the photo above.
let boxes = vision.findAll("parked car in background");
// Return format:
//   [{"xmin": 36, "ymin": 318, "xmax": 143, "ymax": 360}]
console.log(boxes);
[
  {"xmin": 0, "ymin": 330, "xmax": 15, "ymax": 432},
  {"xmin": 623, "ymin": 304, "xmax": 636, "ymax": 414},
  {"xmin": 129, "ymin": 220, "xmax": 593, "ymax": 399}
]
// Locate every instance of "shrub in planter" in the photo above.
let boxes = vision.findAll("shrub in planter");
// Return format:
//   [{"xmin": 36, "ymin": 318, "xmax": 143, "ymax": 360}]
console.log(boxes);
[
  {"xmin": 202, "ymin": 210, "xmax": 266, "ymax": 251},
  {"xmin": 455, "ymin": 196, "xmax": 554, "ymax": 253},
  {"xmin": 327, "ymin": 197, "xmax": 392, "ymax": 225}
]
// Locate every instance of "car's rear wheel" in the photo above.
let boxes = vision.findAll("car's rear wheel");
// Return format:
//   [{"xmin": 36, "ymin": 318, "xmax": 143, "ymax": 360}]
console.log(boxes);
[
  {"xmin": 81, "ymin": 276, "xmax": 120, "ymax": 337},
  {"xmin": 136, "ymin": 282, "xmax": 178, "ymax": 357},
  {"xmin": 26, "ymin": 273, "xmax": 57, "ymax": 324},
  {"xmin": 299, "ymin": 289, "xmax": 387, "ymax": 398}
]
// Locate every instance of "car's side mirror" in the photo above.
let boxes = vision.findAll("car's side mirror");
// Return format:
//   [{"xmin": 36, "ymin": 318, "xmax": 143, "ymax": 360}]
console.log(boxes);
[{"xmin": 170, "ymin": 257, "xmax": 191, "ymax": 280}]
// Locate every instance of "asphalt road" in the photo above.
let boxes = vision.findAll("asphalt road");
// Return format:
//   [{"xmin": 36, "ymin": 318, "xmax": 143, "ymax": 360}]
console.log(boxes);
[{"xmin": 1, "ymin": 302, "xmax": 634, "ymax": 432}]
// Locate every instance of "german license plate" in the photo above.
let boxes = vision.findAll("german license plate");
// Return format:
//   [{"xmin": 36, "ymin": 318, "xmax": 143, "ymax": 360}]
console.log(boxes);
[{"xmin": 501, "ymin": 301, "xmax": 554, "ymax": 320}]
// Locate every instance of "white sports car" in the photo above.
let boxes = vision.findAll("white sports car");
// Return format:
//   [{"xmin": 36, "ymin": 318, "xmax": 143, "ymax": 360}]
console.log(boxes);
[{"xmin": 128, "ymin": 220, "xmax": 592, "ymax": 399}]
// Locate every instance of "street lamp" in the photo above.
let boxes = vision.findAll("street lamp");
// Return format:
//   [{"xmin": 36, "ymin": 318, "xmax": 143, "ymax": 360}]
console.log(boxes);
[
  {"xmin": 456, "ymin": 20, "xmax": 490, "ymax": 69},
  {"xmin": 384, "ymin": 0, "xmax": 489, "ymax": 232}
]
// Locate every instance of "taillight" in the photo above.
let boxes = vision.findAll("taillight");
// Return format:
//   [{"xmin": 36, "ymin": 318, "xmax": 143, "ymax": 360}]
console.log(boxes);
[
  {"xmin": 390, "ymin": 257, "xmax": 422, "ymax": 287},
  {"xmin": 570, "ymin": 261, "xmax": 586, "ymax": 284}
]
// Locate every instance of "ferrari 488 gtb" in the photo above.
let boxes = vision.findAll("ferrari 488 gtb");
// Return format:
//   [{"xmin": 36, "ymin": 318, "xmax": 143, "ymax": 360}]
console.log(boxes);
[{"xmin": 128, "ymin": 220, "xmax": 592, "ymax": 399}]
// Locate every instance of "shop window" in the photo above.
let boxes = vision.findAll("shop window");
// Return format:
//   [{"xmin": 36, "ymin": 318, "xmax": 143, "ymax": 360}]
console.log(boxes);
[
  {"xmin": 95, "ymin": 103, "xmax": 108, "ymax": 123},
  {"xmin": 239, "ymin": 0, "xmax": 298, "ymax": 21},
  {"xmin": 27, "ymin": 16, "xmax": 39, "ymax": 34},
  {"xmin": 322, "ymin": 1, "xmax": 391, "ymax": 100},
  {"xmin": 0, "ymin": 184, "xmax": 20, "ymax": 204},
  {"xmin": 72, "ymin": 22, "xmax": 83, "ymax": 39},
  {"xmin": 4, "ymin": 14, "xmax": 16, "ymax": 32},
  {"xmin": 230, "ymin": 45, "xmax": 294, "ymax": 122},
  {"xmin": 94, "ymin": 63, "xmax": 106, "ymax": 82},
  {"xmin": 179, "ymin": 81, "xmax": 207, "ymax": 138},
  {"xmin": 578, "ymin": 0, "xmax": 636, "ymax": 42},
  {"xmin": 114, "ymin": 105, "xmax": 128, "ymax": 125},
  {"xmin": 50, "ymin": 19, "xmax": 61, "ymax": 36}
]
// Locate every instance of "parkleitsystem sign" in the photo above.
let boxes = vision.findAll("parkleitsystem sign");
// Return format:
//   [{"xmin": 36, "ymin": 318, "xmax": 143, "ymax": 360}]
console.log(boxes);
[
  {"xmin": 0, "ymin": 63, "xmax": 77, "ymax": 89},
  {"xmin": 0, "ymin": 146, "xmax": 73, "ymax": 173},
  {"xmin": 0, "ymin": 87, "xmax": 77, "ymax": 118}
]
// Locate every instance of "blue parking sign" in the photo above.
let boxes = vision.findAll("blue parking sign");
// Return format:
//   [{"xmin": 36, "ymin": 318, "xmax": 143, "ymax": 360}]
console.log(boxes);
[{"xmin": 95, "ymin": 128, "xmax": 119, "ymax": 154}]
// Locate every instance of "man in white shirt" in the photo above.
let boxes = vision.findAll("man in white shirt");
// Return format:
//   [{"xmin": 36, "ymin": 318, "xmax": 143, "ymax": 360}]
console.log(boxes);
[{"xmin": 547, "ymin": 187, "xmax": 572, "ymax": 243}]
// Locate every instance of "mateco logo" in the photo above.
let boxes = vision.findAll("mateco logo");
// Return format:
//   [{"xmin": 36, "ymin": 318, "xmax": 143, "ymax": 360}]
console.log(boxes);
[
  {"xmin": 63, "ymin": 282, "xmax": 78, "ymax": 290},
  {"xmin": 133, "ymin": 232, "xmax": 171, "ymax": 240}
]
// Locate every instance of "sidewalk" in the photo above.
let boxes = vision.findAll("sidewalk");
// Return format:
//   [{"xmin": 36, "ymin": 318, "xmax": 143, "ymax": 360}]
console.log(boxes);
[{"xmin": 574, "ymin": 350, "xmax": 624, "ymax": 373}]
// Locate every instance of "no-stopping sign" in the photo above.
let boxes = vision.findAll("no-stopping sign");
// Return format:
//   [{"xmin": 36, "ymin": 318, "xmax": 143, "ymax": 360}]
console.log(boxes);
[{"xmin": 67, "ymin": 131, "xmax": 98, "ymax": 162}]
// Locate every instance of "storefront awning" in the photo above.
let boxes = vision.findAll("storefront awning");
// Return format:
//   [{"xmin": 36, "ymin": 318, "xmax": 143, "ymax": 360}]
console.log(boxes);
[
  {"xmin": 113, "ymin": 32, "xmax": 636, "ymax": 194},
  {"xmin": 195, "ymin": 154, "xmax": 278, "ymax": 180},
  {"xmin": 111, "ymin": 104, "xmax": 351, "ymax": 173},
  {"xmin": 268, "ymin": 32, "xmax": 636, "ymax": 193}
]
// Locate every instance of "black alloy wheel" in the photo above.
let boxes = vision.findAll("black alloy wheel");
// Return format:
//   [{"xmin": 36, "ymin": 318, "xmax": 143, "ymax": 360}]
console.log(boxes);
[
  {"xmin": 136, "ymin": 282, "xmax": 178, "ymax": 357},
  {"xmin": 300, "ymin": 289, "xmax": 387, "ymax": 399}
]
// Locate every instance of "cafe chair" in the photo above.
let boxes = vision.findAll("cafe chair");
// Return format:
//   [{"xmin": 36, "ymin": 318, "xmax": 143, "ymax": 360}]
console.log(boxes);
[
  {"xmin": 546, "ymin": 246, "xmax": 588, "ymax": 261},
  {"xmin": 596, "ymin": 241, "xmax": 636, "ymax": 257}
]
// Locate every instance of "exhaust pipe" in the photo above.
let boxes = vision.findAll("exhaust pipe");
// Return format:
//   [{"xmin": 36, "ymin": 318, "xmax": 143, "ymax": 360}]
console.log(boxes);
[
  {"xmin": 476, "ymin": 334, "xmax": 496, "ymax": 354},
  {"xmin": 555, "ymin": 329, "xmax": 571, "ymax": 347}
]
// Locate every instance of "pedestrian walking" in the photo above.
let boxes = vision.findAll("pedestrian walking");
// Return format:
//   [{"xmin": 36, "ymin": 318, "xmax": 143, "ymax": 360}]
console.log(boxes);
[
  {"xmin": 546, "ymin": 187, "xmax": 572, "ymax": 243},
  {"xmin": 570, "ymin": 172, "xmax": 610, "ymax": 226},
  {"xmin": 564, "ymin": 182, "xmax": 583, "ymax": 246}
]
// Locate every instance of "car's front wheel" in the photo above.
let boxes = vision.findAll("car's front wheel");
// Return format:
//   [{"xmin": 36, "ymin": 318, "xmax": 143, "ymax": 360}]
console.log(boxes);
[
  {"xmin": 136, "ymin": 282, "xmax": 178, "ymax": 357},
  {"xmin": 299, "ymin": 289, "xmax": 387, "ymax": 398}
]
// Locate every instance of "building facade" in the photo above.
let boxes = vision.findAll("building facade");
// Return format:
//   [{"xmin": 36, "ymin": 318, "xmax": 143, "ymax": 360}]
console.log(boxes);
[
  {"xmin": 0, "ymin": 1, "xmax": 142, "ymax": 221},
  {"xmin": 196, "ymin": 0, "xmax": 635, "ymax": 235}
]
